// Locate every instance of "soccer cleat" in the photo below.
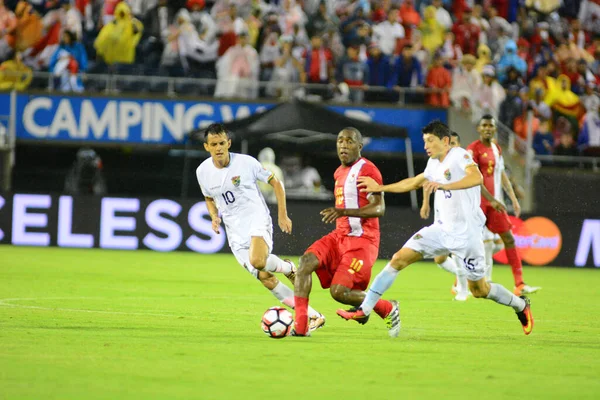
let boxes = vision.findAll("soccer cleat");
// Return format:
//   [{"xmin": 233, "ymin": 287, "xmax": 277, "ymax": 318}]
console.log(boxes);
[
  {"xmin": 454, "ymin": 292, "xmax": 469, "ymax": 302},
  {"xmin": 289, "ymin": 326, "xmax": 311, "ymax": 337},
  {"xmin": 308, "ymin": 313, "xmax": 326, "ymax": 332},
  {"xmin": 516, "ymin": 296, "xmax": 534, "ymax": 335},
  {"xmin": 513, "ymin": 283, "xmax": 542, "ymax": 296},
  {"xmin": 383, "ymin": 300, "xmax": 401, "ymax": 338},
  {"xmin": 283, "ymin": 259, "xmax": 297, "ymax": 284},
  {"xmin": 336, "ymin": 307, "xmax": 370, "ymax": 325}
]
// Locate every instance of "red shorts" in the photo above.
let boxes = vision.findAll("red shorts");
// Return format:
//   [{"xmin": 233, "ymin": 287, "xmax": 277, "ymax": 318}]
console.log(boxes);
[
  {"xmin": 482, "ymin": 204, "xmax": 512, "ymax": 234},
  {"xmin": 306, "ymin": 230, "xmax": 379, "ymax": 291}
]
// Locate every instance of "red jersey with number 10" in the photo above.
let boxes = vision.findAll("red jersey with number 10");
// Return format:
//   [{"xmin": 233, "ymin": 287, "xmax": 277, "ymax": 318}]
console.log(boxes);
[{"xmin": 333, "ymin": 158, "xmax": 382, "ymax": 244}]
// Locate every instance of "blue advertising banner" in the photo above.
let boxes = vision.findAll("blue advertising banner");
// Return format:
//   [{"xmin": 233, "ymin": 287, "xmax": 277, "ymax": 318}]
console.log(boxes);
[{"xmin": 0, "ymin": 93, "xmax": 446, "ymax": 153}]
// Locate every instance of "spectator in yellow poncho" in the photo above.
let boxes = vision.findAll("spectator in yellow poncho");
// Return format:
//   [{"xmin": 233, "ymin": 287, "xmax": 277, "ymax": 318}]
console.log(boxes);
[
  {"xmin": 528, "ymin": 64, "xmax": 556, "ymax": 101},
  {"xmin": 94, "ymin": 2, "xmax": 143, "ymax": 65},
  {"xmin": 419, "ymin": 6, "xmax": 445, "ymax": 54},
  {"xmin": 545, "ymin": 74, "xmax": 584, "ymax": 130},
  {"xmin": 0, "ymin": 52, "xmax": 32, "ymax": 90},
  {"xmin": 475, "ymin": 43, "xmax": 491, "ymax": 74}
]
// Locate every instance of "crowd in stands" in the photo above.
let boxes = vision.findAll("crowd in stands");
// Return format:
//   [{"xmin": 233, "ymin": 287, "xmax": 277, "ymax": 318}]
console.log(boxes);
[{"xmin": 0, "ymin": 0, "xmax": 600, "ymax": 157}]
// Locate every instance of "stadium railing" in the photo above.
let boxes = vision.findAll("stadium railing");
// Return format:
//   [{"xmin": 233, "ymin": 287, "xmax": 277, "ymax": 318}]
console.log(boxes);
[{"xmin": 2, "ymin": 70, "xmax": 448, "ymax": 105}]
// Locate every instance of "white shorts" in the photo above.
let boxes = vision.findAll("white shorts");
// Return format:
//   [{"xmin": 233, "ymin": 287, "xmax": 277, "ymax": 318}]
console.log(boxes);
[
  {"xmin": 403, "ymin": 224, "xmax": 486, "ymax": 281},
  {"xmin": 230, "ymin": 220, "xmax": 273, "ymax": 279},
  {"xmin": 227, "ymin": 216, "xmax": 273, "ymax": 253}
]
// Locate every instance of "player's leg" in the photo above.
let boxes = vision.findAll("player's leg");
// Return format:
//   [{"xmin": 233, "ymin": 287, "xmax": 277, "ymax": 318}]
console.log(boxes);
[
  {"xmin": 458, "ymin": 237, "xmax": 533, "ymax": 335},
  {"xmin": 233, "ymin": 248, "xmax": 322, "ymax": 325},
  {"xmin": 329, "ymin": 241, "xmax": 395, "ymax": 321},
  {"xmin": 337, "ymin": 226, "xmax": 445, "ymax": 324},
  {"xmin": 469, "ymin": 277, "xmax": 533, "ymax": 335},
  {"xmin": 436, "ymin": 254, "xmax": 469, "ymax": 301},
  {"xmin": 293, "ymin": 233, "xmax": 339, "ymax": 336},
  {"xmin": 483, "ymin": 227, "xmax": 495, "ymax": 282},
  {"xmin": 248, "ymin": 236, "xmax": 295, "ymax": 277},
  {"xmin": 497, "ymin": 229, "xmax": 541, "ymax": 295}
]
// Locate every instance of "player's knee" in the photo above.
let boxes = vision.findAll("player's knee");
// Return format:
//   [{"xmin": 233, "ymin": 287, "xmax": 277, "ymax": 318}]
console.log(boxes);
[
  {"xmin": 390, "ymin": 251, "xmax": 409, "ymax": 269},
  {"xmin": 249, "ymin": 254, "xmax": 267, "ymax": 270},
  {"xmin": 329, "ymin": 285, "xmax": 349, "ymax": 303},
  {"xmin": 298, "ymin": 254, "xmax": 319, "ymax": 276}
]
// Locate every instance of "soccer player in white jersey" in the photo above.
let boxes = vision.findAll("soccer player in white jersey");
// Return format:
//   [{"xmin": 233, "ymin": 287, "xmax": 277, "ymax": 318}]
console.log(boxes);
[
  {"xmin": 420, "ymin": 132, "xmax": 470, "ymax": 301},
  {"xmin": 197, "ymin": 124, "xmax": 325, "ymax": 331},
  {"xmin": 421, "ymin": 132, "xmax": 506, "ymax": 300},
  {"xmin": 337, "ymin": 120, "xmax": 534, "ymax": 336}
]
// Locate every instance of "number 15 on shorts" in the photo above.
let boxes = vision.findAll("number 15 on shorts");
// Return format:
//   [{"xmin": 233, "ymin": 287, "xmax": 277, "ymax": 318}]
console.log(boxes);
[{"xmin": 348, "ymin": 258, "xmax": 364, "ymax": 274}]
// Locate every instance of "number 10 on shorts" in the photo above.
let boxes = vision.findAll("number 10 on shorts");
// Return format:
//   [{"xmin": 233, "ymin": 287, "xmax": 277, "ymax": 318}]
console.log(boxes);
[{"xmin": 348, "ymin": 258, "xmax": 364, "ymax": 274}]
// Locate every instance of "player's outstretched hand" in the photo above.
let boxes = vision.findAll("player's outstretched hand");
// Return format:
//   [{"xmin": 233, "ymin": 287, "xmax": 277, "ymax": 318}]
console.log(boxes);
[
  {"xmin": 320, "ymin": 207, "xmax": 344, "ymax": 224},
  {"xmin": 423, "ymin": 180, "xmax": 442, "ymax": 192},
  {"xmin": 513, "ymin": 201, "xmax": 521, "ymax": 218},
  {"xmin": 490, "ymin": 199, "xmax": 507, "ymax": 213},
  {"xmin": 420, "ymin": 206, "xmax": 430, "ymax": 219},
  {"xmin": 357, "ymin": 176, "xmax": 381, "ymax": 193},
  {"xmin": 212, "ymin": 217, "xmax": 222, "ymax": 234},
  {"xmin": 279, "ymin": 214, "xmax": 293, "ymax": 234}
]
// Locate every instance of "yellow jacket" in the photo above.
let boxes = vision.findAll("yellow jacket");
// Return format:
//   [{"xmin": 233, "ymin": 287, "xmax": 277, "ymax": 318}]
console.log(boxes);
[
  {"xmin": 94, "ymin": 2, "xmax": 143, "ymax": 65},
  {"xmin": 419, "ymin": 6, "xmax": 445, "ymax": 54},
  {"xmin": 0, "ymin": 59, "xmax": 32, "ymax": 90},
  {"xmin": 475, "ymin": 44, "xmax": 491, "ymax": 74}
]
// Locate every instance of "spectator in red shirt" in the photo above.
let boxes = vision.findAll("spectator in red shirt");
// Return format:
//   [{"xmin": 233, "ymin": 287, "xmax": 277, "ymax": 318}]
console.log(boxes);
[
  {"xmin": 452, "ymin": 8, "xmax": 480, "ymax": 56},
  {"xmin": 303, "ymin": 34, "xmax": 334, "ymax": 98},
  {"xmin": 425, "ymin": 52, "xmax": 452, "ymax": 107},
  {"xmin": 399, "ymin": 0, "xmax": 420, "ymax": 39}
]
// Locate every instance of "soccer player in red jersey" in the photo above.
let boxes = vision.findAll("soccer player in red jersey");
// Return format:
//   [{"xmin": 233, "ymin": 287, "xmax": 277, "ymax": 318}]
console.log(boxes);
[
  {"xmin": 292, "ymin": 127, "xmax": 400, "ymax": 337},
  {"xmin": 467, "ymin": 115, "xmax": 541, "ymax": 296}
]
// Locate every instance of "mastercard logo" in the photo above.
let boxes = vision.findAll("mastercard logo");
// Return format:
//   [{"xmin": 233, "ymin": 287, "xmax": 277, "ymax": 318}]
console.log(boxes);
[{"xmin": 494, "ymin": 216, "xmax": 562, "ymax": 266}]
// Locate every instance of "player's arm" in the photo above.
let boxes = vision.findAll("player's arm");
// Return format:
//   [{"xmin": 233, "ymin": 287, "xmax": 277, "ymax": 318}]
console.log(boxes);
[
  {"xmin": 501, "ymin": 170, "xmax": 521, "ymax": 217},
  {"xmin": 268, "ymin": 175, "xmax": 293, "ymax": 234},
  {"xmin": 431, "ymin": 165, "xmax": 482, "ymax": 191},
  {"xmin": 420, "ymin": 186, "xmax": 432, "ymax": 219},
  {"xmin": 480, "ymin": 183, "xmax": 507, "ymax": 212},
  {"xmin": 321, "ymin": 192, "xmax": 385, "ymax": 223},
  {"xmin": 205, "ymin": 196, "xmax": 222, "ymax": 234},
  {"xmin": 358, "ymin": 173, "xmax": 427, "ymax": 193}
]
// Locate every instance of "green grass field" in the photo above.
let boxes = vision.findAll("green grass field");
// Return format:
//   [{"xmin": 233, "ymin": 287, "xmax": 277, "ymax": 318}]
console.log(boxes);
[{"xmin": 1, "ymin": 246, "xmax": 599, "ymax": 400}]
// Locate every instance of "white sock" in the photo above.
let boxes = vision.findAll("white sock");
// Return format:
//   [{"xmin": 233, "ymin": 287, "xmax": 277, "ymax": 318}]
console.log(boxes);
[
  {"xmin": 484, "ymin": 241, "xmax": 494, "ymax": 282},
  {"xmin": 493, "ymin": 241, "xmax": 504, "ymax": 254},
  {"xmin": 486, "ymin": 283, "xmax": 526, "ymax": 312},
  {"xmin": 264, "ymin": 255, "xmax": 293, "ymax": 274},
  {"xmin": 437, "ymin": 257, "xmax": 457, "ymax": 274},
  {"xmin": 454, "ymin": 257, "xmax": 469, "ymax": 294},
  {"xmin": 361, "ymin": 263, "xmax": 399, "ymax": 315},
  {"xmin": 269, "ymin": 282, "xmax": 320, "ymax": 318}
]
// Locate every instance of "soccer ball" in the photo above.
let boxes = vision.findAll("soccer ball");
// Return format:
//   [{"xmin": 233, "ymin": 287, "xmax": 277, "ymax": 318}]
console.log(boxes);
[{"xmin": 261, "ymin": 307, "xmax": 293, "ymax": 338}]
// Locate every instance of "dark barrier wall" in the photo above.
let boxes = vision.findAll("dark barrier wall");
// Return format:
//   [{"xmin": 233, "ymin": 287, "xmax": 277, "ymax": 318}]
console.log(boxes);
[
  {"xmin": 0, "ymin": 193, "xmax": 598, "ymax": 268},
  {"xmin": 534, "ymin": 169, "xmax": 600, "ymax": 214}
]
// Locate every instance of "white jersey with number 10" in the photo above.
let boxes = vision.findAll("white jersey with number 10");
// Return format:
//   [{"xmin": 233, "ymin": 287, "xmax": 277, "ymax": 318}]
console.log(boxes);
[{"xmin": 197, "ymin": 153, "xmax": 274, "ymax": 251}]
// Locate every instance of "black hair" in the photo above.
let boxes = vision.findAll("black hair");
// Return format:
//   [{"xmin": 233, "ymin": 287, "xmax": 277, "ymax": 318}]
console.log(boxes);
[
  {"xmin": 422, "ymin": 120, "xmax": 451, "ymax": 140},
  {"xmin": 340, "ymin": 127, "xmax": 363, "ymax": 144},
  {"xmin": 63, "ymin": 30, "xmax": 77, "ymax": 44},
  {"xmin": 451, "ymin": 132, "xmax": 461, "ymax": 143},
  {"xmin": 204, "ymin": 123, "xmax": 230, "ymax": 141},
  {"xmin": 479, "ymin": 114, "xmax": 496, "ymax": 125}
]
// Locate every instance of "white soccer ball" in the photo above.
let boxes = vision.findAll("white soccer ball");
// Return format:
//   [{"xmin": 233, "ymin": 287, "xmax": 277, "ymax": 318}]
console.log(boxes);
[{"xmin": 261, "ymin": 306, "xmax": 293, "ymax": 338}]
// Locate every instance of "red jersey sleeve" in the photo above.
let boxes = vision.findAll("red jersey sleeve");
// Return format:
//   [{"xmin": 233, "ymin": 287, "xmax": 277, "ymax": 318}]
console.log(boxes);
[{"xmin": 360, "ymin": 161, "xmax": 383, "ymax": 186}]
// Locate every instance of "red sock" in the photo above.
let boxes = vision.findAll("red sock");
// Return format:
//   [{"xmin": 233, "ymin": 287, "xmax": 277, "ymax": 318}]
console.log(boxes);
[
  {"xmin": 505, "ymin": 247, "xmax": 524, "ymax": 287},
  {"xmin": 294, "ymin": 296, "xmax": 309, "ymax": 335},
  {"xmin": 373, "ymin": 299, "xmax": 393, "ymax": 319}
]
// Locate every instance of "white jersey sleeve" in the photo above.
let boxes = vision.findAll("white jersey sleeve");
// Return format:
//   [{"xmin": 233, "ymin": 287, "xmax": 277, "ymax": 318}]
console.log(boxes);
[
  {"xmin": 197, "ymin": 163, "xmax": 211, "ymax": 198},
  {"xmin": 248, "ymin": 156, "xmax": 275, "ymax": 184},
  {"xmin": 423, "ymin": 158, "xmax": 436, "ymax": 181},
  {"xmin": 455, "ymin": 148, "xmax": 477, "ymax": 171}
]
